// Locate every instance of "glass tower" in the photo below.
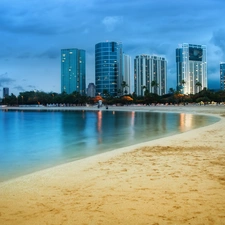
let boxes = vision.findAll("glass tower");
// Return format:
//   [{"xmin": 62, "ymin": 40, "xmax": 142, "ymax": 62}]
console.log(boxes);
[
  {"xmin": 61, "ymin": 48, "xmax": 86, "ymax": 95},
  {"xmin": 95, "ymin": 41, "xmax": 123, "ymax": 97},
  {"xmin": 176, "ymin": 43, "xmax": 207, "ymax": 94},
  {"xmin": 134, "ymin": 55, "xmax": 167, "ymax": 96},
  {"xmin": 220, "ymin": 62, "xmax": 225, "ymax": 90}
]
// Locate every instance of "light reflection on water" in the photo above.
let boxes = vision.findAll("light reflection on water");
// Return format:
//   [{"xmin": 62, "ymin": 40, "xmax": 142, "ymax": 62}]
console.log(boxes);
[
  {"xmin": 179, "ymin": 113, "xmax": 194, "ymax": 131},
  {"xmin": 0, "ymin": 110, "xmax": 219, "ymax": 182}
]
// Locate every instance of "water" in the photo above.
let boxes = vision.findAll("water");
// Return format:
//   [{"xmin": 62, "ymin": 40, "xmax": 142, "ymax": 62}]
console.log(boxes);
[{"xmin": 0, "ymin": 110, "xmax": 219, "ymax": 182}]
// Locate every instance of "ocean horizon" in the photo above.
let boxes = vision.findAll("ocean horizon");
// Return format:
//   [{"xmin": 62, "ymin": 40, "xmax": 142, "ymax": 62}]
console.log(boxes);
[{"xmin": 0, "ymin": 109, "xmax": 219, "ymax": 182}]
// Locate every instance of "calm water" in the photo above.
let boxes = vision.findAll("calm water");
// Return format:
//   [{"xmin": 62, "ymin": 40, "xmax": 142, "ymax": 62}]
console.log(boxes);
[{"xmin": 0, "ymin": 110, "xmax": 219, "ymax": 182}]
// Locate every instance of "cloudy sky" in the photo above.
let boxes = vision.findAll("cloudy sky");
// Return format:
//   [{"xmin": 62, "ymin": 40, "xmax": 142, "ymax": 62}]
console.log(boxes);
[{"xmin": 0, "ymin": 0, "xmax": 225, "ymax": 96}]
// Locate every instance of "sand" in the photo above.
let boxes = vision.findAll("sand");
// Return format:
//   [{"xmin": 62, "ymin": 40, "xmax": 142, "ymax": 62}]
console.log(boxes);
[{"xmin": 0, "ymin": 105, "xmax": 225, "ymax": 225}]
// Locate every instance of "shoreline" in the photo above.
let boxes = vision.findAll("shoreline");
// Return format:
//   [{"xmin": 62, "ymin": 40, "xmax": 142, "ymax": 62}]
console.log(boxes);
[
  {"xmin": 2, "ymin": 104, "xmax": 225, "ymax": 117},
  {"xmin": 2, "ymin": 104, "xmax": 225, "ymax": 118},
  {"xmin": 0, "ymin": 106, "xmax": 225, "ymax": 224}
]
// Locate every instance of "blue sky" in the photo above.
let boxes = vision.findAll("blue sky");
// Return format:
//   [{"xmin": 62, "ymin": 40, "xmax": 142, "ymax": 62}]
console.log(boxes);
[{"xmin": 0, "ymin": 0, "xmax": 225, "ymax": 96}]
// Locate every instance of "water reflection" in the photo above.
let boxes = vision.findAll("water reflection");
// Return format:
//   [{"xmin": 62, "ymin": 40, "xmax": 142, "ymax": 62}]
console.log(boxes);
[
  {"xmin": 179, "ymin": 113, "xmax": 194, "ymax": 132},
  {"xmin": 97, "ymin": 110, "xmax": 102, "ymax": 134},
  {"xmin": 0, "ymin": 110, "xmax": 219, "ymax": 182},
  {"xmin": 60, "ymin": 111, "xmax": 218, "ymax": 159}
]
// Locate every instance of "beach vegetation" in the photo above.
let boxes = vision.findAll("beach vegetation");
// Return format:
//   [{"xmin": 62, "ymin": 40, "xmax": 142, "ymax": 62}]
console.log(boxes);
[
  {"xmin": 141, "ymin": 85, "xmax": 147, "ymax": 96},
  {"xmin": 169, "ymin": 88, "xmax": 175, "ymax": 94},
  {"xmin": 103, "ymin": 89, "xmax": 110, "ymax": 98},
  {"xmin": 151, "ymin": 80, "xmax": 159, "ymax": 94},
  {"xmin": 121, "ymin": 81, "xmax": 129, "ymax": 95},
  {"xmin": 1, "ymin": 89, "xmax": 225, "ymax": 106},
  {"xmin": 195, "ymin": 81, "xmax": 202, "ymax": 92}
]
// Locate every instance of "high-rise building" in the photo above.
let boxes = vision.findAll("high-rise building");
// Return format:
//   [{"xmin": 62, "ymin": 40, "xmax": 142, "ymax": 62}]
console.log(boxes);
[
  {"xmin": 123, "ymin": 54, "xmax": 131, "ymax": 94},
  {"xmin": 176, "ymin": 43, "xmax": 207, "ymax": 94},
  {"xmin": 61, "ymin": 48, "xmax": 86, "ymax": 95},
  {"xmin": 87, "ymin": 83, "xmax": 96, "ymax": 97},
  {"xmin": 220, "ymin": 62, "xmax": 225, "ymax": 90},
  {"xmin": 3, "ymin": 87, "xmax": 9, "ymax": 98},
  {"xmin": 95, "ymin": 41, "xmax": 123, "ymax": 96},
  {"xmin": 134, "ymin": 55, "xmax": 167, "ymax": 96}
]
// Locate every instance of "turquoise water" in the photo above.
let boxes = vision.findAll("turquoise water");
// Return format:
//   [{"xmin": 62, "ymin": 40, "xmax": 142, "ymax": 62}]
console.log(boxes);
[{"xmin": 0, "ymin": 110, "xmax": 219, "ymax": 182}]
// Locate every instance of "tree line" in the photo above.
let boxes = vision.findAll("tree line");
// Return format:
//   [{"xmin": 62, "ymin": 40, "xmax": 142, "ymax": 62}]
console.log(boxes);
[{"xmin": 1, "ymin": 88, "xmax": 225, "ymax": 106}]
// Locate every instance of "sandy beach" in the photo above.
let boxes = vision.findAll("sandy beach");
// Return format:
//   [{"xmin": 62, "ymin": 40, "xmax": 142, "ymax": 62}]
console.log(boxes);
[{"xmin": 0, "ymin": 105, "xmax": 225, "ymax": 225}]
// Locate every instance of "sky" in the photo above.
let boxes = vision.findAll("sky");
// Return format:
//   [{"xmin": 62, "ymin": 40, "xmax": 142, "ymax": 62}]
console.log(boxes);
[{"xmin": 0, "ymin": 0, "xmax": 225, "ymax": 96}]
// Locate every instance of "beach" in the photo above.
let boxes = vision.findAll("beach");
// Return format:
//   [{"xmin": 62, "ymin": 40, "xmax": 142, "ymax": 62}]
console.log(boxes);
[{"xmin": 0, "ymin": 105, "xmax": 225, "ymax": 225}]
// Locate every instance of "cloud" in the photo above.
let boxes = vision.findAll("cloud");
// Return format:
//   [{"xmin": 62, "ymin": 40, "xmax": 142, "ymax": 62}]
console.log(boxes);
[
  {"xmin": 102, "ymin": 16, "xmax": 123, "ymax": 32},
  {"xmin": 27, "ymin": 85, "xmax": 37, "ymax": 90},
  {"xmin": 211, "ymin": 29, "xmax": 225, "ymax": 58},
  {"xmin": 0, "ymin": 0, "xmax": 99, "ymax": 37},
  {"xmin": 13, "ymin": 85, "xmax": 25, "ymax": 92},
  {"xmin": 0, "ymin": 1, "xmax": 66, "ymax": 35},
  {"xmin": 0, "ymin": 72, "xmax": 7, "ymax": 76},
  {"xmin": 0, "ymin": 73, "xmax": 15, "ymax": 87},
  {"xmin": 36, "ymin": 48, "xmax": 59, "ymax": 59},
  {"xmin": 0, "ymin": 0, "xmax": 224, "ymax": 94}
]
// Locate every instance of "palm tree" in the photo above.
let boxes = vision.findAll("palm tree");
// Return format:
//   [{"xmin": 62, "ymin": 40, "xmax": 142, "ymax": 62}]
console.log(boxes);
[
  {"xmin": 181, "ymin": 80, "xmax": 186, "ymax": 86},
  {"xmin": 144, "ymin": 88, "xmax": 150, "ymax": 96},
  {"xmin": 151, "ymin": 80, "xmax": 158, "ymax": 94},
  {"xmin": 174, "ymin": 90, "xmax": 183, "ymax": 104},
  {"xmin": 179, "ymin": 80, "xmax": 186, "ymax": 94},
  {"xmin": 141, "ymin": 85, "xmax": 147, "ymax": 96},
  {"xmin": 169, "ymin": 88, "xmax": 175, "ymax": 94},
  {"xmin": 195, "ymin": 81, "xmax": 202, "ymax": 93},
  {"xmin": 121, "ymin": 81, "xmax": 129, "ymax": 95}
]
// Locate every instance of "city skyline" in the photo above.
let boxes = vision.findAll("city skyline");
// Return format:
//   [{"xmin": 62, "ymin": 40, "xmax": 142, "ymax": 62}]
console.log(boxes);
[{"xmin": 0, "ymin": 0, "xmax": 225, "ymax": 96}]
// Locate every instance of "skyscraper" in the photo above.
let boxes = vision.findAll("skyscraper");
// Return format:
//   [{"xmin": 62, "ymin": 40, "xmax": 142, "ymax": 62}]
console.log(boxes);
[
  {"xmin": 87, "ymin": 83, "xmax": 96, "ymax": 97},
  {"xmin": 95, "ymin": 41, "xmax": 123, "ymax": 97},
  {"xmin": 123, "ymin": 54, "xmax": 131, "ymax": 94},
  {"xmin": 3, "ymin": 87, "xmax": 9, "ymax": 98},
  {"xmin": 176, "ymin": 43, "xmax": 207, "ymax": 94},
  {"xmin": 220, "ymin": 62, "xmax": 225, "ymax": 90},
  {"xmin": 61, "ymin": 48, "xmax": 86, "ymax": 95},
  {"xmin": 134, "ymin": 55, "xmax": 167, "ymax": 96}
]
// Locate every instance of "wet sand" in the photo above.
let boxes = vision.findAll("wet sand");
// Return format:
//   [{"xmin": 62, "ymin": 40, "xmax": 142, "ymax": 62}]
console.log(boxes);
[{"xmin": 0, "ymin": 105, "xmax": 225, "ymax": 225}]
